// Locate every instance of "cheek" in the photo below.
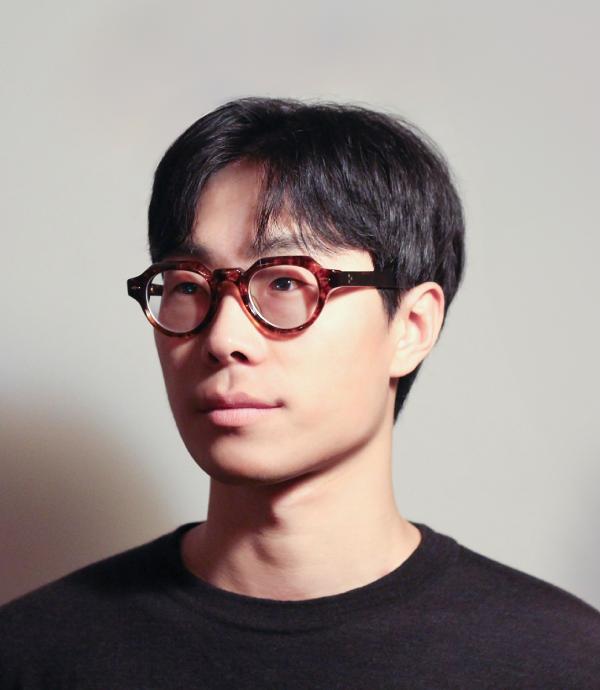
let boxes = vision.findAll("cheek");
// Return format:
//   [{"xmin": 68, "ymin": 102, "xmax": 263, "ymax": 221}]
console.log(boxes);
[
  {"xmin": 154, "ymin": 336, "xmax": 198, "ymax": 412},
  {"xmin": 290, "ymin": 304, "xmax": 391, "ymax": 426}
]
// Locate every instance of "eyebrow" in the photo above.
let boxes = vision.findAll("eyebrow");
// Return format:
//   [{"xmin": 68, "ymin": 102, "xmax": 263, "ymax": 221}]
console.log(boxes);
[{"xmin": 175, "ymin": 234, "xmax": 310, "ymax": 265}]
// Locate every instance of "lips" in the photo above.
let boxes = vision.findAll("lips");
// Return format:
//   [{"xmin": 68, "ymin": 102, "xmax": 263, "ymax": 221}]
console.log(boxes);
[{"xmin": 200, "ymin": 391, "xmax": 281, "ymax": 412}]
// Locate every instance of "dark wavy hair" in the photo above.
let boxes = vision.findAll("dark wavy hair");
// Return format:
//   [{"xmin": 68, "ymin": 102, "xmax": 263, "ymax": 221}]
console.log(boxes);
[{"xmin": 148, "ymin": 96, "xmax": 466, "ymax": 423}]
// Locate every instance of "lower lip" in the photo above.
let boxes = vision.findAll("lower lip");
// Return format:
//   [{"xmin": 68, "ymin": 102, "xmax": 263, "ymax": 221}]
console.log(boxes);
[{"xmin": 202, "ymin": 406, "xmax": 282, "ymax": 427}]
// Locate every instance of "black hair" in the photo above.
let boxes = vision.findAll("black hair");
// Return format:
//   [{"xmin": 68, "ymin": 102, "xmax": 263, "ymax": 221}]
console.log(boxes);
[{"xmin": 148, "ymin": 96, "xmax": 466, "ymax": 423}]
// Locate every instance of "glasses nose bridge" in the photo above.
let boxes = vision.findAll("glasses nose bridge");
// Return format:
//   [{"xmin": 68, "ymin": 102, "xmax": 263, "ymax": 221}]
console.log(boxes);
[
  {"xmin": 208, "ymin": 266, "xmax": 262, "ymax": 332},
  {"xmin": 212, "ymin": 267, "xmax": 245, "ymax": 293},
  {"xmin": 210, "ymin": 267, "xmax": 253, "ymax": 315}
]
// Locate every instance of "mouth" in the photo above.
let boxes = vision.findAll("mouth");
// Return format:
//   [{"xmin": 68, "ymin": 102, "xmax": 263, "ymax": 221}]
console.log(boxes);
[
  {"xmin": 200, "ymin": 389, "xmax": 282, "ymax": 413},
  {"xmin": 202, "ymin": 405, "xmax": 283, "ymax": 427}
]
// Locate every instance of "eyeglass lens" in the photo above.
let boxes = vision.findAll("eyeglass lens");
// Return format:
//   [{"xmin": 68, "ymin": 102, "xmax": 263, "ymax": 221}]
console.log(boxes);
[{"xmin": 147, "ymin": 265, "xmax": 320, "ymax": 332}]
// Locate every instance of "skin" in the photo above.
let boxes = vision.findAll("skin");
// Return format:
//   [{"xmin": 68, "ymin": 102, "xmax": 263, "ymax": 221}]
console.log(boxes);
[{"xmin": 154, "ymin": 159, "xmax": 445, "ymax": 601}]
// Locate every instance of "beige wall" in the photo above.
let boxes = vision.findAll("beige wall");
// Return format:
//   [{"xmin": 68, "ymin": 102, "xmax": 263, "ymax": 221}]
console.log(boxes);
[{"xmin": 1, "ymin": 1, "xmax": 598, "ymax": 609}]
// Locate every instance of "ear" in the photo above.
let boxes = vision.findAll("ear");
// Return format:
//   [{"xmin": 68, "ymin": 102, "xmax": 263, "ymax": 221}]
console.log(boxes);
[{"xmin": 388, "ymin": 282, "xmax": 445, "ymax": 378}]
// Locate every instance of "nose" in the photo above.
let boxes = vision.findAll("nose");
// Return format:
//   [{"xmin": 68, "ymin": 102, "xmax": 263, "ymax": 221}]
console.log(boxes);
[
  {"xmin": 213, "ymin": 274, "xmax": 250, "ymax": 313},
  {"xmin": 200, "ymin": 278, "xmax": 261, "ymax": 362}
]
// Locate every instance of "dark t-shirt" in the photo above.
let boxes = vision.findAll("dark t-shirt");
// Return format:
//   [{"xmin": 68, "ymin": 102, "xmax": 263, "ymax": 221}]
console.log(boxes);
[{"xmin": 1, "ymin": 521, "xmax": 599, "ymax": 689}]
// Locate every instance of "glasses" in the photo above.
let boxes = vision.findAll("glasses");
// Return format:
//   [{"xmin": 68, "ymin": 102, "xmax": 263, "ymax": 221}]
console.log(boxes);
[{"xmin": 127, "ymin": 255, "xmax": 399, "ymax": 336}]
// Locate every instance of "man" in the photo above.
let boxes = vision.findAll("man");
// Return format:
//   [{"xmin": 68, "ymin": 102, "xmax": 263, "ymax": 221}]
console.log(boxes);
[{"xmin": 1, "ymin": 97, "xmax": 599, "ymax": 688}]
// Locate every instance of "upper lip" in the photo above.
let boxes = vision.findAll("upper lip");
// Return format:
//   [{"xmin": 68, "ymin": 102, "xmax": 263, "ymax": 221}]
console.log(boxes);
[{"xmin": 200, "ymin": 392, "xmax": 281, "ymax": 412}]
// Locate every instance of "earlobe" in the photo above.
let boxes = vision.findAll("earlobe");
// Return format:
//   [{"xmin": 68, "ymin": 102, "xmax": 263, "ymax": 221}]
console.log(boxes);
[{"xmin": 388, "ymin": 282, "xmax": 445, "ymax": 378}]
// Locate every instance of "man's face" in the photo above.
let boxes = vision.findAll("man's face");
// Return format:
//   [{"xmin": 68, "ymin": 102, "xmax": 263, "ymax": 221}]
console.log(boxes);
[{"xmin": 154, "ymin": 160, "xmax": 402, "ymax": 487}]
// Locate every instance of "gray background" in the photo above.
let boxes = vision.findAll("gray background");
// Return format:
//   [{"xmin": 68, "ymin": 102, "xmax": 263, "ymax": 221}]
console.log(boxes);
[{"xmin": 1, "ymin": 1, "xmax": 598, "ymax": 609}]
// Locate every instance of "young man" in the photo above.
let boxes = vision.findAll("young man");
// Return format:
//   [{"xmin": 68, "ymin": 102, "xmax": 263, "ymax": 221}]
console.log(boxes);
[{"xmin": 1, "ymin": 97, "xmax": 599, "ymax": 688}]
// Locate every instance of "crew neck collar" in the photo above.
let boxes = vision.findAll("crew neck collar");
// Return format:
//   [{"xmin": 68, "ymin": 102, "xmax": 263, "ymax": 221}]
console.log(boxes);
[{"xmin": 160, "ymin": 520, "xmax": 460, "ymax": 632}]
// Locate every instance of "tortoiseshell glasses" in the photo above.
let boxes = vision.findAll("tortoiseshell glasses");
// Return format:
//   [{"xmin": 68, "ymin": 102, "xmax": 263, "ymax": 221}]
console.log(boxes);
[{"xmin": 127, "ymin": 256, "xmax": 399, "ymax": 337}]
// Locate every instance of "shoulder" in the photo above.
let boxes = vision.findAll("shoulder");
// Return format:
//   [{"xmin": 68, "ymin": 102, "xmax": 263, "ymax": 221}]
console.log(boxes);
[
  {"xmin": 0, "ymin": 525, "xmax": 186, "ymax": 676},
  {"xmin": 2, "ymin": 528, "xmax": 168, "ymax": 610},
  {"xmin": 441, "ymin": 533, "xmax": 600, "ymax": 686},
  {"xmin": 454, "ymin": 539, "xmax": 600, "ymax": 621}
]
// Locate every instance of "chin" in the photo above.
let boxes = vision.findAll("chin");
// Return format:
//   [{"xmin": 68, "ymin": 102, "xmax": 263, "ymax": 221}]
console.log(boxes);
[{"xmin": 187, "ymin": 449, "xmax": 313, "ymax": 488}]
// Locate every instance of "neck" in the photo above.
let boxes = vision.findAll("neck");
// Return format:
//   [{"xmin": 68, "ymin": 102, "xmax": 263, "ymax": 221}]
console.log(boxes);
[{"xmin": 181, "ymin": 433, "xmax": 421, "ymax": 601}]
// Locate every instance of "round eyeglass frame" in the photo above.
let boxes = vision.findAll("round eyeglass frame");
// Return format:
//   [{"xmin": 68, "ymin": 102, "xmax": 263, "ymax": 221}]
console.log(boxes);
[{"xmin": 127, "ymin": 255, "xmax": 400, "ymax": 337}]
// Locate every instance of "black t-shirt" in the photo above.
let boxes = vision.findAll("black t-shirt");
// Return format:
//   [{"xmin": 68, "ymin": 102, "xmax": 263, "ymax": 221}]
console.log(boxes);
[{"xmin": 1, "ymin": 520, "xmax": 599, "ymax": 689}]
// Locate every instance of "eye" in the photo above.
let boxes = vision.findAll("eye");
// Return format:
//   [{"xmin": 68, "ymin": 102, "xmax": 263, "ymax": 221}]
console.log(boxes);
[
  {"xmin": 270, "ymin": 277, "xmax": 302, "ymax": 292},
  {"xmin": 174, "ymin": 282, "xmax": 199, "ymax": 295}
]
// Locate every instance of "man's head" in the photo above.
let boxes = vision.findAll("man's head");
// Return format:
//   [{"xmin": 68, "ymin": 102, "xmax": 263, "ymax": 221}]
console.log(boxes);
[
  {"xmin": 146, "ymin": 97, "xmax": 464, "ymax": 486},
  {"xmin": 148, "ymin": 96, "xmax": 465, "ymax": 416}
]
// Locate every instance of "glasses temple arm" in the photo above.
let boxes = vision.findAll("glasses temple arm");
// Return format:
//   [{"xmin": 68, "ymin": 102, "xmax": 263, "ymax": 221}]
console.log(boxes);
[{"xmin": 328, "ymin": 269, "xmax": 398, "ymax": 289}]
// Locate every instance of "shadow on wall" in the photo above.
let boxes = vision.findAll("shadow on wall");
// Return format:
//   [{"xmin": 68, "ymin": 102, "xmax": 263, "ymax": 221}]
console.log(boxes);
[{"xmin": 0, "ymin": 395, "xmax": 170, "ymax": 606}]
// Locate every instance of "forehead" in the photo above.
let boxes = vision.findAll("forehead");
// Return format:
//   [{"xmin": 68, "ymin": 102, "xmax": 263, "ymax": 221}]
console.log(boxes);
[
  {"xmin": 167, "ymin": 160, "xmax": 373, "ymax": 270},
  {"xmin": 173, "ymin": 233, "xmax": 317, "ymax": 265},
  {"xmin": 166, "ymin": 162, "xmax": 309, "ymax": 264}
]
